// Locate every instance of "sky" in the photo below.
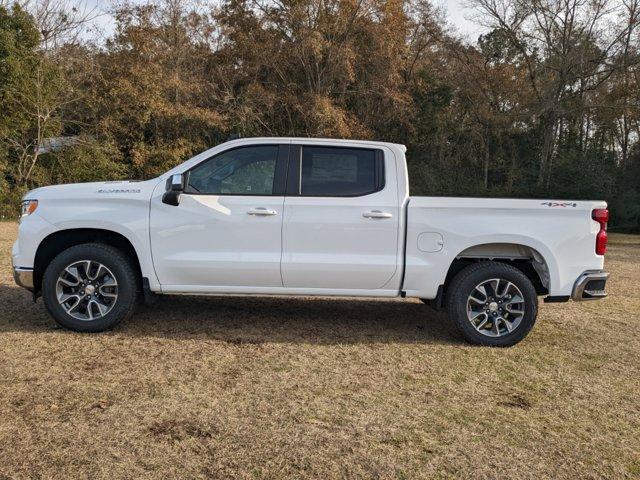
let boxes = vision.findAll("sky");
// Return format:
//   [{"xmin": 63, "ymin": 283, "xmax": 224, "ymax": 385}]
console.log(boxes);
[{"xmin": 438, "ymin": 0, "xmax": 487, "ymax": 41}]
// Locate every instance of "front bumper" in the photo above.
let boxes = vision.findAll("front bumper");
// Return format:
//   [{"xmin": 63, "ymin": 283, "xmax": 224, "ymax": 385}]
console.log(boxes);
[
  {"xmin": 13, "ymin": 266, "xmax": 34, "ymax": 291},
  {"xmin": 571, "ymin": 270, "xmax": 609, "ymax": 301}
]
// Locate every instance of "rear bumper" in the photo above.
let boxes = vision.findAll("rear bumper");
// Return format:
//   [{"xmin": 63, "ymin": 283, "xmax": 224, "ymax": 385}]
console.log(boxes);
[
  {"xmin": 13, "ymin": 266, "xmax": 34, "ymax": 291},
  {"xmin": 571, "ymin": 270, "xmax": 609, "ymax": 301}
]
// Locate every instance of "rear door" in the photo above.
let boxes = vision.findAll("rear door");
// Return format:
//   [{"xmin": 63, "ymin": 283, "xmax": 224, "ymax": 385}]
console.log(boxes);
[{"xmin": 281, "ymin": 144, "xmax": 400, "ymax": 291}]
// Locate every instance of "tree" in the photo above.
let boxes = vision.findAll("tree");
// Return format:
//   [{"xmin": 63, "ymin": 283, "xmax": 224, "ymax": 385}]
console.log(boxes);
[
  {"xmin": 0, "ymin": 0, "xmax": 638, "ymax": 229},
  {"xmin": 0, "ymin": 3, "xmax": 64, "ymax": 190},
  {"xmin": 468, "ymin": 0, "xmax": 640, "ymax": 190},
  {"xmin": 87, "ymin": 0, "xmax": 225, "ymax": 178}
]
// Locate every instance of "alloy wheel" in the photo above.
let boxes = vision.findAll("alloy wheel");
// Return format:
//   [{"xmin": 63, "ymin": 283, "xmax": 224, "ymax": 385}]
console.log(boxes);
[
  {"xmin": 55, "ymin": 260, "xmax": 118, "ymax": 321},
  {"xmin": 466, "ymin": 278, "xmax": 525, "ymax": 337}
]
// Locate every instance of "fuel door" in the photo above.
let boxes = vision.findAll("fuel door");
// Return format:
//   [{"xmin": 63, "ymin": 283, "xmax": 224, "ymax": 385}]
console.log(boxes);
[{"xmin": 417, "ymin": 232, "xmax": 444, "ymax": 253}]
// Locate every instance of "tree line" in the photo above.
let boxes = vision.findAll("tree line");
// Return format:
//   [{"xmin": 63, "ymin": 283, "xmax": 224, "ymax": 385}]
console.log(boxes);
[{"xmin": 1, "ymin": 0, "xmax": 639, "ymax": 230}]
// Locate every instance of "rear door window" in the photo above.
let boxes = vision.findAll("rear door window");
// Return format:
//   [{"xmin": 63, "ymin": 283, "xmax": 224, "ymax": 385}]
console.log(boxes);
[{"xmin": 299, "ymin": 146, "xmax": 384, "ymax": 196}]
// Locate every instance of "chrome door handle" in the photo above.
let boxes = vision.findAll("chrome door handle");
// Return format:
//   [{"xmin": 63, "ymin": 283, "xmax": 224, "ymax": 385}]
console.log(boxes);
[
  {"xmin": 363, "ymin": 210, "xmax": 393, "ymax": 219},
  {"xmin": 247, "ymin": 207, "xmax": 278, "ymax": 216}
]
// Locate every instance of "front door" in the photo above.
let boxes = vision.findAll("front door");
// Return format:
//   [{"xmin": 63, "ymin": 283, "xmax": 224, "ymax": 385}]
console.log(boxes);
[
  {"xmin": 150, "ymin": 144, "xmax": 288, "ymax": 290},
  {"xmin": 281, "ymin": 145, "xmax": 400, "ymax": 291}
]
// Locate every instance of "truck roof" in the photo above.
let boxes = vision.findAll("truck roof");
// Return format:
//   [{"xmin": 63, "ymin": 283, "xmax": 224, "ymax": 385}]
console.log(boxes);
[{"xmin": 227, "ymin": 137, "xmax": 407, "ymax": 152}]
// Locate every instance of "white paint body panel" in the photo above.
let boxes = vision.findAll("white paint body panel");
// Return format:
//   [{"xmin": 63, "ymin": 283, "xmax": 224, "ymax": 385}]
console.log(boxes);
[
  {"xmin": 281, "ymin": 144, "xmax": 401, "ymax": 290},
  {"xmin": 149, "ymin": 192, "xmax": 285, "ymax": 288},
  {"xmin": 13, "ymin": 179, "xmax": 162, "ymax": 290},
  {"xmin": 403, "ymin": 197, "xmax": 606, "ymax": 298},
  {"xmin": 13, "ymin": 137, "xmax": 606, "ymax": 301}
]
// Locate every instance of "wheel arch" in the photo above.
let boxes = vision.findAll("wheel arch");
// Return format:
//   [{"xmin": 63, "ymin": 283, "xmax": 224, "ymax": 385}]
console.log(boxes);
[
  {"xmin": 33, "ymin": 229, "xmax": 143, "ymax": 295},
  {"xmin": 443, "ymin": 242, "xmax": 552, "ymax": 298}
]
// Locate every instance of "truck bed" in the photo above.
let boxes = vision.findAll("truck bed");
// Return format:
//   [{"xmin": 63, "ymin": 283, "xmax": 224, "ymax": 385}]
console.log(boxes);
[{"xmin": 402, "ymin": 196, "xmax": 606, "ymax": 299}]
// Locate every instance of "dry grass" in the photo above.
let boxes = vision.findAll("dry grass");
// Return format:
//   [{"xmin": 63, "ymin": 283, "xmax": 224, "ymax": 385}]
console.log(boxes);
[{"xmin": 0, "ymin": 222, "xmax": 639, "ymax": 479}]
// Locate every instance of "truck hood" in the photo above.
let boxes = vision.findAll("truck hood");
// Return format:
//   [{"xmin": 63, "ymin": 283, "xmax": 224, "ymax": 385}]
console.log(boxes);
[
  {"xmin": 25, "ymin": 178, "xmax": 163, "ymax": 228},
  {"xmin": 24, "ymin": 179, "xmax": 160, "ymax": 200}
]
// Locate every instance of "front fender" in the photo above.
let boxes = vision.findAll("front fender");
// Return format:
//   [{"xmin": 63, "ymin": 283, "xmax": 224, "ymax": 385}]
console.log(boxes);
[
  {"xmin": 50, "ymin": 218, "xmax": 158, "ymax": 289},
  {"xmin": 32, "ymin": 183, "xmax": 161, "ymax": 290}
]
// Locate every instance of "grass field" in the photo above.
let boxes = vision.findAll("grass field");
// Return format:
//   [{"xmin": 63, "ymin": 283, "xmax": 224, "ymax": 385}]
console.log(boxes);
[{"xmin": 0, "ymin": 222, "xmax": 639, "ymax": 479}]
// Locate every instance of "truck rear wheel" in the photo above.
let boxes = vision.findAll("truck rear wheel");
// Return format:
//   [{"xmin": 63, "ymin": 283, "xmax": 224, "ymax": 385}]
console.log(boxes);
[
  {"xmin": 446, "ymin": 262, "xmax": 538, "ymax": 347},
  {"xmin": 42, "ymin": 243, "xmax": 138, "ymax": 332}
]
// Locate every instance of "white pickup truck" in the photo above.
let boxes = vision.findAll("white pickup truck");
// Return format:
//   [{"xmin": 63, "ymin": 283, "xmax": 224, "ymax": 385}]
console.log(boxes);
[{"xmin": 12, "ymin": 137, "xmax": 610, "ymax": 346}]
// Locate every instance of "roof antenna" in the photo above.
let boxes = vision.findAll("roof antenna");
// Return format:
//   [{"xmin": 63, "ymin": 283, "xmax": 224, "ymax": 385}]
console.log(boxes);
[{"xmin": 227, "ymin": 133, "xmax": 242, "ymax": 141}]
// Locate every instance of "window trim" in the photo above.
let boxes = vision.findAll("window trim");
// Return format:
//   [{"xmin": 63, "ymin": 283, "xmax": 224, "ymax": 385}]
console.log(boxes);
[
  {"xmin": 182, "ymin": 144, "xmax": 289, "ymax": 197},
  {"xmin": 286, "ymin": 145, "xmax": 386, "ymax": 198}
]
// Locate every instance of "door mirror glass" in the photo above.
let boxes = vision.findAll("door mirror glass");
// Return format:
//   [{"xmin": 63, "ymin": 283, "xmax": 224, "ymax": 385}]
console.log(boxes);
[
  {"xmin": 162, "ymin": 173, "xmax": 184, "ymax": 206},
  {"xmin": 169, "ymin": 174, "xmax": 184, "ymax": 191}
]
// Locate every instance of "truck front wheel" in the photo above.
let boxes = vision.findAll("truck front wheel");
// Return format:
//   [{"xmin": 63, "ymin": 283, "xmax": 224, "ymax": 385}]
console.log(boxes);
[
  {"xmin": 446, "ymin": 262, "xmax": 538, "ymax": 347},
  {"xmin": 42, "ymin": 243, "xmax": 138, "ymax": 332}
]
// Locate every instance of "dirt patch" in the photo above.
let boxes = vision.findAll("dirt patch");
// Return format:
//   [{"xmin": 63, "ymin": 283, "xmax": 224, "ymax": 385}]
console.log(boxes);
[
  {"xmin": 498, "ymin": 393, "xmax": 532, "ymax": 410},
  {"xmin": 148, "ymin": 419, "xmax": 217, "ymax": 442}
]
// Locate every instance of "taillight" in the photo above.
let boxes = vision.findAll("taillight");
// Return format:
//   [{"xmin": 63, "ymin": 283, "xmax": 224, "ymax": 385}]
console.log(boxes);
[{"xmin": 592, "ymin": 208, "xmax": 608, "ymax": 255}]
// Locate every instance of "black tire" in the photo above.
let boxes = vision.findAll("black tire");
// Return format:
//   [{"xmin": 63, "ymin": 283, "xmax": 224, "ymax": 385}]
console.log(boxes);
[
  {"xmin": 446, "ymin": 262, "xmax": 538, "ymax": 347},
  {"xmin": 42, "ymin": 243, "xmax": 138, "ymax": 332}
]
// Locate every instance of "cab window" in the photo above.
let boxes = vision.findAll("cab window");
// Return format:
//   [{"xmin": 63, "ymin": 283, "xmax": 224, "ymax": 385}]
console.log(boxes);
[
  {"xmin": 299, "ymin": 146, "xmax": 383, "ymax": 196},
  {"xmin": 186, "ymin": 145, "xmax": 279, "ymax": 195}
]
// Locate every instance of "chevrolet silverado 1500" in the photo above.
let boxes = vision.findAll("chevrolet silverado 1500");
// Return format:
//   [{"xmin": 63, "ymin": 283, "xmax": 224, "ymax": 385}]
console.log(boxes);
[{"xmin": 12, "ymin": 138, "xmax": 610, "ymax": 346}]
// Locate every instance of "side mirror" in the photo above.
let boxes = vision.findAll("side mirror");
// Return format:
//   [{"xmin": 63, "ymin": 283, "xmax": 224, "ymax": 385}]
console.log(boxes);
[{"xmin": 162, "ymin": 173, "xmax": 184, "ymax": 206}]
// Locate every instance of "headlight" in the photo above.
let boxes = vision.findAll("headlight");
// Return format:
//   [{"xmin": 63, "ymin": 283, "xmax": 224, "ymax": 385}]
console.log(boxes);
[{"xmin": 20, "ymin": 199, "xmax": 38, "ymax": 218}]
